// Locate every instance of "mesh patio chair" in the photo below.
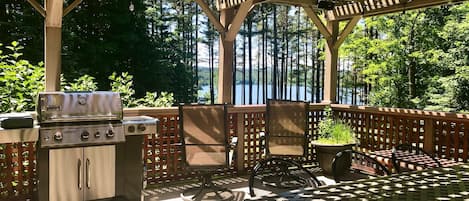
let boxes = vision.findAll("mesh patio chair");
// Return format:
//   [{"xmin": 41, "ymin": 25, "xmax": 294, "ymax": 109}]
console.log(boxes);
[
  {"xmin": 392, "ymin": 143, "xmax": 442, "ymax": 173},
  {"xmin": 179, "ymin": 104, "xmax": 237, "ymax": 201},
  {"xmin": 248, "ymin": 99, "xmax": 321, "ymax": 197},
  {"xmin": 332, "ymin": 149, "xmax": 390, "ymax": 182}
]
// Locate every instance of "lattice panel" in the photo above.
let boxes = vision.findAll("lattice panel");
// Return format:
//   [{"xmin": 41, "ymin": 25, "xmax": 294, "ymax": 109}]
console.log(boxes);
[
  {"xmin": 0, "ymin": 143, "xmax": 36, "ymax": 200},
  {"xmin": 242, "ymin": 112, "xmax": 265, "ymax": 170},
  {"xmin": 307, "ymin": 109, "xmax": 324, "ymax": 162},
  {"xmin": 227, "ymin": 113, "xmax": 238, "ymax": 171},
  {"xmin": 336, "ymin": 110, "xmax": 425, "ymax": 152},
  {"xmin": 434, "ymin": 120, "xmax": 468, "ymax": 162},
  {"xmin": 143, "ymin": 114, "xmax": 189, "ymax": 184}
]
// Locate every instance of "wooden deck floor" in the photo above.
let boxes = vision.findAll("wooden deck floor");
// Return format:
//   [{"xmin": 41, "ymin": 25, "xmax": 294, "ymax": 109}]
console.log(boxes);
[{"xmin": 142, "ymin": 169, "xmax": 336, "ymax": 201}]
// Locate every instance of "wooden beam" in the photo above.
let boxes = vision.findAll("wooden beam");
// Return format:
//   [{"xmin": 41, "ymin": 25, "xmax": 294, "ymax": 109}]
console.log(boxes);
[
  {"xmin": 217, "ymin": 9, "xmax": 235, "ymax": 104},
  {"xmin": 328, "ymin": 0, "xmax": 467, "ymax": 21},
  {"xmin": 217, "ymin": 0, "xmax": 316, "ymax": 10},
  {"xmin": 195, "ymin": 0, "xmax": 225, "ymax": 33},
  {"xmin": 303, "ymin": 6, "xmax": 331, "ymax": 40},
  {"xmin": 333, "ymin": 15, "xmax": 360, "ymax": 49},
  {"xmin": 27, "ymin": 0, "xmax": 45, "ymax": 17},
  {"xmin": 63, "ymin": 0, "xmax": 82, "ymax": 17},
  {"xmin": 264, "ymin": 0, "xmax": 316, "ymax": 7},
  {"xmin": 225, "ymin": 0, "xmax": 254, "ymax": 41}
]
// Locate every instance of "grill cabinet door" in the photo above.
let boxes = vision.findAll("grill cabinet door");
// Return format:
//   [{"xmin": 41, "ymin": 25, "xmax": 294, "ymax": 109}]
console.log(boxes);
[
  {"xmin": 49, "ymin": 147, "xmax": 84, "ymax": 201},
  {"xmin": 84, "ymin": 145, "xmax": 116, "ymax": 200}
]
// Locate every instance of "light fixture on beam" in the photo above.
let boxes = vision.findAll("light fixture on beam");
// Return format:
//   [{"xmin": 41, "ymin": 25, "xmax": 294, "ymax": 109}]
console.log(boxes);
[
  {"xmin": 129, "ymin": 1, "xmax": 135, "ymax": 12},
  {"xmin": 317, "ymin": 0, "xmax": 335, "ymax": 10}
]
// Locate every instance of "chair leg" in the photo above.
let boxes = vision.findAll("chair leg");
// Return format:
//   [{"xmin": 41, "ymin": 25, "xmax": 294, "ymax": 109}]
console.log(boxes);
[
  {"xmin": 181, "ymin": 173, "xmax": 233, "ymax": 201},
  {"xmin": 249, "ymin": 159, "xmax": 269, "ymax": 197},
  {"xmin": 248, "ymin": 158, "xmax": 321, "ymax": 198}
]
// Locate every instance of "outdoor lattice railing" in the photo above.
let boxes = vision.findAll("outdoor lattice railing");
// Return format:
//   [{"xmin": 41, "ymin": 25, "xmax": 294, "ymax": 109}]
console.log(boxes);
[{"xmin": 0, "ymin": 104, "xmax": 468, "ymax": 200}]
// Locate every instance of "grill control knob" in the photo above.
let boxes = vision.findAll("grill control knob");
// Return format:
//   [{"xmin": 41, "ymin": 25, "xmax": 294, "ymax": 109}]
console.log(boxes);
[
  {"xmin": 94, "ymin": 131, "xmax": 101, "ymax": 138},
  {"xmin": 81, "ymin": 131, "xmax": 90, "ymax": 140},
  {"xmin": 106, "ymin": 129, "xmax": 114, "ymax": 138},
  {"xmin": 128, "ymin": 125, "xmax": 135, "ymax": 133},
  {"xmin": 138, "ymin": 124, "xmax": 146, "ymax": 132},
  {"xmin": 54, "ymin": 131, "xmax": 63, "ymax": 141}
]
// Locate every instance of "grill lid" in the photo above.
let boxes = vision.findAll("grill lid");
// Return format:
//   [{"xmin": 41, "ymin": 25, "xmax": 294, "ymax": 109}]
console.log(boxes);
[{"xmin": 36, "ymin": 91, "xmax": 123, "ymax": 123}]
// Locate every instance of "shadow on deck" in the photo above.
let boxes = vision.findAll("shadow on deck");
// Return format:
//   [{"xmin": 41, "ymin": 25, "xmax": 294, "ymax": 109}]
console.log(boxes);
[{"xmin": 143, "ymin": 167, "xmax": 336, "ymax": 201}]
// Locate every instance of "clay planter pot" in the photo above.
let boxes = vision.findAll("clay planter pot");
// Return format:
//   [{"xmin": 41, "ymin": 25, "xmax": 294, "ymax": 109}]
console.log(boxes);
[{"xmin": 312, "ymin": 142, "xmax": 355, "ymax": 175}]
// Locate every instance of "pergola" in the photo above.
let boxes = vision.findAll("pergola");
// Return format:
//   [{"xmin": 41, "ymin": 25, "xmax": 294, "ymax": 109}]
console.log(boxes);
[{"xmin": 27, "ymin": 0, "xmax": 467, "ymax": 104}]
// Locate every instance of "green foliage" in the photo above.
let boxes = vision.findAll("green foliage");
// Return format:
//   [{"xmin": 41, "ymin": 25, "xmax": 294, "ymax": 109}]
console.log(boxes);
[
  {"xmin": 316, "ymin": 106, "xmax": 355, "ymax": 145},
  {"xmin": 0, "ymin": 42, "xmax": 174, "ymax": 113},
  {"xmin": 136, "ymin": 92, "xmax": 174, "ymax": 107},
  {"xmin": 108, "ymin": 72, "xmax": 175, "ymax": 108},
  {"xmin": 342, "ymin": 3, "xmax": 469, "ymax": 112},
  {"xmin": 63, "ymin": 75, "xmax": 98, "ymax": 91},
  {"xmin": 0, "ymin": 42, "xmax": 44, "ymax": 112},
  {"xmin": 109, "ymin": 72, "xmax": 137, "ymax": 107},
  {"xmin": 0, "ymin": 0, "xmax": 196, "ymax": 103}
]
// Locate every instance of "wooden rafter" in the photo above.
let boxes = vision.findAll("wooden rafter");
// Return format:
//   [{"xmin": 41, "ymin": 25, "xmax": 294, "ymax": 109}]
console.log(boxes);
[
  {"xmin": 63, "ymin": 0, "xmax": 82, "ymax": 16},
  {"xmin": 303, "ymin": 5, "xmax": 331, "ymax": 40},
  {"xmin": 225, "ymin": 0, "xmax": 254, "ymax": 41},
  {"xmin": 217, "ymin": 0, "xmax": 469, "ymax": 20},
  {"xmin": 195, "ymin": 0, "xmax": 225, "ymax": 33},
  {"xmin": 263, "ymin": 0, "xmax": 316, "ymax": 7},
  {"xmin": 27, "ymin": 0, "xmax": 45, "ymax": 17},
  {"xmin": 333, "ymin": 15, "xmax": 361, "ymax": 49},
  {"xmin": 217, "ymin": 0, "xmax": 317, "ymax": 10}
]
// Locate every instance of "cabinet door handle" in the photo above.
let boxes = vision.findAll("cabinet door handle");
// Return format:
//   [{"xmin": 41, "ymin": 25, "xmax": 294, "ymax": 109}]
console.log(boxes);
[
  {"xmin": 78, "ymin": 159, "xmax": 82, "ymax": 190},
  {"xmin": 86, "ymin": 158, "xmax": 91, "ymax": 189}
]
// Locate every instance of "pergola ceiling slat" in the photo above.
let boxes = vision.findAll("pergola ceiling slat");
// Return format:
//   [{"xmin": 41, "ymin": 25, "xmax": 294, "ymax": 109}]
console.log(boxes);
[
  {"xmin": 329, "ymin": 0, "xmax": 466, "ymax": 21},
  {"xmin": 216, "ymin": 0, "xmax": 467, "ymax": 21}
]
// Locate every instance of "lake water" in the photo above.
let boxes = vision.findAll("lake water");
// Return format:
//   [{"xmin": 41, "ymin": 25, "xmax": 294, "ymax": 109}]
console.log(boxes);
[{"xmin": 198, "ymin": 84, "xmax": 360, "ymax": 105}]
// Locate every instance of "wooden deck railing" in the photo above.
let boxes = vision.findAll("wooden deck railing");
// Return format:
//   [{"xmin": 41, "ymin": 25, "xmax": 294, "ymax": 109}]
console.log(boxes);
[
  {"xmin": 0, "ymin": 104, "xmax": 468, "ymax": 199},
  {"xmin": 331, "ymin": 104, "xmax": 469, "ymax": 162}
]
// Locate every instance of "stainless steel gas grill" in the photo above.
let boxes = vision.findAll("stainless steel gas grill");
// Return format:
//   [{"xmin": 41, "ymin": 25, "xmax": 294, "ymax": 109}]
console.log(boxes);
[
  {"xmin": 35, "ymin": 91, "xmax": 157, "ymax": 201},
  {"xmin": 37, "ymin": 91, "xmax": 125, "ymax": 149}
]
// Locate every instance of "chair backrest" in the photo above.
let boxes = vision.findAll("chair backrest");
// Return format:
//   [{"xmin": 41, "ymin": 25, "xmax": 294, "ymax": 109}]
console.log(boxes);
[
  {"xmin": 179, "ymin": 104, "xmax": 228, "ymax": 169},
  {"xmin": 332, "ymin": 149, "xmax": 390, "ymax": 182},
  {"xmin": 266, "ymin": 99, "xmax": 308, "ymax": 157},
  {"xmin": 392, "ymin": 143, "xmax": 442, "ymax": 173}
]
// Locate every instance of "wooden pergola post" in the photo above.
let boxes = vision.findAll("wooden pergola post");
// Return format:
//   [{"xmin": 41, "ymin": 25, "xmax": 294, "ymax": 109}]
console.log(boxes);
[
  {"xmin": 323, "ymin": 20, "xmax": 339, "ymax": 104},
  {"xmin": 218, "ymin": 9, "xmax": 235, "ymax": 104},
  {"xmin": 195, "ymin": 0, "xmax": 253, "ymax": 104},
  {"xmin": 45, "ymin": 0, "xmax": 63, "ymax": 91},
  {"xmin": 28, "ymin": 0, "xmax": 82, "ymax": 91},
  {"xmin": 304, "ymin": 6, "xmax": 360, "ymax": 104}
]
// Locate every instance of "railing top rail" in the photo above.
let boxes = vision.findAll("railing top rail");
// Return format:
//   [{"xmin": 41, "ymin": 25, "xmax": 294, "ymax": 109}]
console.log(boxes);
[
  {"xmin": 331, "ymin": 104, "xmax": 469, "ymax": 122},
  {"xmin": 124, "ymin": 103, "xmax": 468, "ymax": 122},
  {"xmin": 123, "ymin": 103, "xmax": 329, "ymax": 116}
]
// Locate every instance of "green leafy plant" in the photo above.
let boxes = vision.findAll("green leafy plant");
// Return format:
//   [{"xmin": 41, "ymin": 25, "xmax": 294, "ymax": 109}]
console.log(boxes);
[
  {"xmin": 63, "ymin": 75, "xmax": 98, "ymax": 91},
  {"xmin": 136, "ymin": 92, "xmax": 174, "ymax": 107},
  {"xmin": 316, "ymin": 106, "xmax": 356, "ymax": 145},
  {"xmin": 108, "ymin": 72, "xmax": 175, "ymax": 108},
  {"xmin": 0, "ymin": 42, "xmax": 44, "ymax": 112}
]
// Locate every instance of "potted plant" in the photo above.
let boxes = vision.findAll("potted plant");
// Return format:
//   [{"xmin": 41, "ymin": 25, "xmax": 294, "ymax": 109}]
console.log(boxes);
[{"xmin": 312, "ymin": 106, "xmax": 356, "ymax": 175}]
